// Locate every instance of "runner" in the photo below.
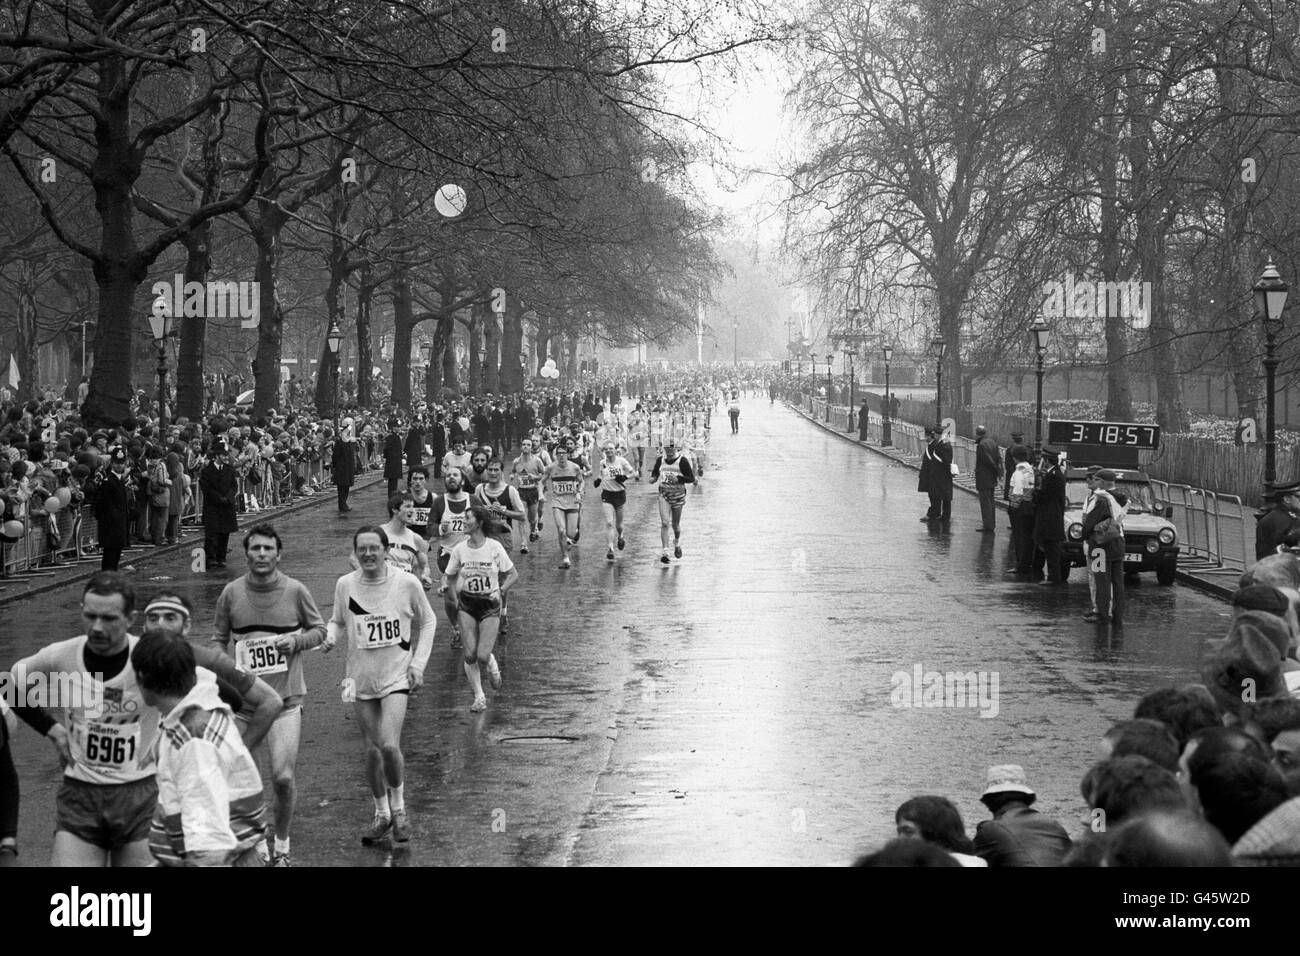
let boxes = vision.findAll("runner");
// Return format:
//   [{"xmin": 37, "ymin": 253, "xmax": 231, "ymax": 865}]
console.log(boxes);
[
  {"xmin": 357, "ymin": 493, "xmax": 434, "ymax": 588},
  {"xmin": 406, "ymin": 466, "xmax": 436, "ymax": 539},
  {"xmin": 442, "ymin": 502, "xmax": 519, "ymax": 712},
  {"xmin": 431, "ymin": 467, "xmax": 472, "ymax": 646},
  {"xmin": 510, "ymin": 438, "xmax": 547, "ymax": 552},
  {"xmin": 462, "ymin": 447, "xmax": 491, "ymax": 495},
  {"xmin": 650, "ymin": 438, "xmax": 696, "ymax": 565},
  {"xmin": 543, "ymin": 442, "xmax": 585, "ymax": 568},
  {"xmin": 628, "ymin": 403, "xmax": 649, "ymax": 478},
  {"xmin": 474, "ymin": 459, "xmax": 526, "ymax": 628},
  {"xmin": 728, "ymin": 391, "xmax": 741, "ymax": 433},
  {"xmin": 7, "ymin": 572, "xmax": 197, "ymax": 865},
  {"xmin": 323, "ymin": 526, "xmax": 437, "ymax": 846},
  {"xmin": 595, "ymin": 441, "xmax": 635, "ymax": 560},
  {"xmin": 213, "ymin": 523, "xmax": 328, "ymax": 867},
  {"xmin": 441, "ymin": 437, "xmax": 471, "ymax": 489}
]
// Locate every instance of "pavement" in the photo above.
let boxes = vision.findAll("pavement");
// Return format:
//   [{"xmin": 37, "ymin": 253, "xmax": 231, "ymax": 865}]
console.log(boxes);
[{"xmin": 1, "ymin": 400, "xmax": 1233, "ymax": 865}]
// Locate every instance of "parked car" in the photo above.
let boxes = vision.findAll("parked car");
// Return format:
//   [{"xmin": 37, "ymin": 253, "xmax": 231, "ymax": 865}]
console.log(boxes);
[{"xmin": 1060, "ymin": 466, "xmax": 1179, "ymax": 585}]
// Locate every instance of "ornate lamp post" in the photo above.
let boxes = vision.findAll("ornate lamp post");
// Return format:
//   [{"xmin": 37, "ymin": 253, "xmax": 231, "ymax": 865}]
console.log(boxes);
[
  {"xmin": 1030, "ymin": 315, "xmax": 1051, "ymax": 456},
  {"xmin": 327, "ymin": 318, "xmax": 342, "ymax": 418},
  {"xmin": 1256, "ymin": 261, "xmax": 1289, "ymax": 495},
  {"xmin": 845, "ymin": 348, "xmax": 857, "ymax": 432},
  {"xmin": 147, "ymin": 297, "xmax": 173, "ymax": 428},
  {"xmin": 882, "ymin": 344, "xmax": 894, "ymax": 446},
  {"xmin": 930, "ymin": 336, "xmax": 947, "ymax": 424}
]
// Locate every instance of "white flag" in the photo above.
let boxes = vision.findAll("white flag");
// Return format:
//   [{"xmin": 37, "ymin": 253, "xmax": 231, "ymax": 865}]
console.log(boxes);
[{"xmin": 6, "ymin": 354, "xmax": 17, "ymax": 388}]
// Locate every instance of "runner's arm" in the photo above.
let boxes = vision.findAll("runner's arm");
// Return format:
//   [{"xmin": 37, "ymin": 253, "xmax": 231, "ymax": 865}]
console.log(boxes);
[
  {"xmin": 212, "ymin": 585, "xmax": 234, "ymax": 654},
  {"xmin": 677, "ymin": 457, "xmax": 696, "ymax": 484},
  {"xmin": 408, "ymin": 583, "xmax": 438, "ymax": 677},
  {"xmin": 322, "ymin": 579, "xmax": 347, "ymax": 652},
  {"xmin": 291, "ymin": 581, "xmax": 328, "ymax": 651}
]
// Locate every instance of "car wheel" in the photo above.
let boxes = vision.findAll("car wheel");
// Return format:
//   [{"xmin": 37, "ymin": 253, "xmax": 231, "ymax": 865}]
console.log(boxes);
[{"xmin": 1156, "ymin": 560, "xmax": 1176, "ymax": 586}]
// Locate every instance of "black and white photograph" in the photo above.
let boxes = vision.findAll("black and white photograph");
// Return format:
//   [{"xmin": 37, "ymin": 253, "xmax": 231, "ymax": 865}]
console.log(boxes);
[{"xmin": 0, "ymin": 0, "xmax": 1294, "ymax": 929}]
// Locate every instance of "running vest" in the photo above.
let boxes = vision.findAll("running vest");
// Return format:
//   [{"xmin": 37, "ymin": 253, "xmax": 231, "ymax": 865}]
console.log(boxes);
[
  {"xmin": 600, "ymin": 458, "xmax": 630, "ymax": 489},
  {"xmin": 384, "ymin": 524, "xmax": 423, "ymax": 575},
  {"xmin": 434, "ymin": 495, "xmax": 471, "ymax": 554},
  {"xmin": 409, "ymin": 490, "xmax": 434, "ymax": 535},
  {"xmin": 512, "ymin": 456, "xmax": 544, "ymax": 490},
  {"xmin": 550, "ymin": 465, "xmax": 582, "ymax": 509},
  {"xmin": 658, "ymin": 455, "xmax": 688, "ymax": 497},
  {"xmin": 449, "ymin": 538, "xmax": 513, "ymax": 598}
]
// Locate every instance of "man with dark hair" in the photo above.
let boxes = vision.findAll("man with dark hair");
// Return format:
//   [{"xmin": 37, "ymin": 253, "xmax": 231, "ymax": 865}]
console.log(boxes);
[
  {"xmin": 1185, "ymin": 750, "xmax": 1288, "ymax": 844},
  {"xmin": 1102, "ymin": 719, "xmax": 1181, "ymax": 773},
  {"xmin": 383, "ymin": 417, "xmax": 404, "ymax": 499},
  {"xmin": 972, "ymin": 765, "xmax": 1072, "ymax": 866},
  {"xmin": 1133, "ymin": 686, "xmax": 1222, "ymax": 751},
  {"xmin": 853, "ymin": 839, "xmax": 961, "ymax": 867},
  {"xmin": 199, "ymin": 441, "xmax": 238, "ymax": 569},
  {"xmin": 1103, "ymin": 811, "xmax": 1231, "ymax": 867},
  {"xmin": 133, "ymin": 631, "xmax": 267, "ymax": 867},
  {"xmin": 1083, "ymin": 755, "xmax": 1186, "ymax": 830}
]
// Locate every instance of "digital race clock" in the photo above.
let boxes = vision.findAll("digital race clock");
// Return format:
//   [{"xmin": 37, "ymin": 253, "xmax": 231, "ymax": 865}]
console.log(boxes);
[{"xmin": 1047, "ymin": 420, "xmax": 1161, "ymax": 450}]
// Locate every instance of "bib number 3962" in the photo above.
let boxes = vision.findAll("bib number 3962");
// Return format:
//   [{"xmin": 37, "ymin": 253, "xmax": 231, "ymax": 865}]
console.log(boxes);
[{"xmin": 235, "ymin": 635, "xmax": 290, "ymax": 676}]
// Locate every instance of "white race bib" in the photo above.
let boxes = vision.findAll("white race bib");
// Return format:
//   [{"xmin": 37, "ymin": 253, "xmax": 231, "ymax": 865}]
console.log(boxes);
[
  {"xmin": 353, "ymin": 613, "xmax": 402, "ymax": 649},
  {"xmin": 82, "ymin": 719, "xmax": 141, "ymax": 770},
  {"xmin": 234, "ymin": 634, "xmax": 291, "ymax": 676}
]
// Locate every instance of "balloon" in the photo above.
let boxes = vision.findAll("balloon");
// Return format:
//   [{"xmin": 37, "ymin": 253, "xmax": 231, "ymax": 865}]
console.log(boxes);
[
  {"xmin": 44, "ymin": 495, "xmax": 62, "ymax": 513},
  {"xmin": 1, "ymin": 520, "xmax": 23, "ymax": 538},
  {"xmin": 434, "ymin": 183, "xmax": 467, "ymax": 217},
  {"xmin": 55, "ymin": 487, "xmax": 72, "ymax": 508}
]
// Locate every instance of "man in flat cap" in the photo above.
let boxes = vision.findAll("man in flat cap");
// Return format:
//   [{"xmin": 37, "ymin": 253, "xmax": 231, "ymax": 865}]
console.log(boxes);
[
  {"xmin": 1256, "ymin": 479, "xmax": 1300, "ymax": 561},
  {"xmin": 974, "ymin": 426, "xmax": 1002, "ymax": 533},
  {"xmin": 1081, "ymin": 467, "xmax": 1126, "ymax": 622}
]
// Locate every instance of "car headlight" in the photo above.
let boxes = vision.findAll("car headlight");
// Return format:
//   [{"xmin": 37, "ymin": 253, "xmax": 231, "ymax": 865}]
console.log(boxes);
[
  {"xmin": 1145, "ymin": 538, "xmax": 1160, "ymax": 554},
  {"xmin": 1068, "ymin": 523, "xmax": 1084, "ymax": 540},
  {"xmin": 1158, "ymin": 528, "xmax": 1175, "ymax": 545}
]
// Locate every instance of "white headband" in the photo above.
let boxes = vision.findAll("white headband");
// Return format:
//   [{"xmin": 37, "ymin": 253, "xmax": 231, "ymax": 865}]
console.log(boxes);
[{"xmin": 144, "ymin": 599, "xmax": 190, "ymax": 620}]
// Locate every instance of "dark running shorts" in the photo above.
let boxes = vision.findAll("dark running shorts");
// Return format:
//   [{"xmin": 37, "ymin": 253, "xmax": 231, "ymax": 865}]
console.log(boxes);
[
  {"xmin": 518, "ymin": 486, "xmax": 539, "ymax": 505},
  {"xmin": 437, "ymin": 551, "xmax": 451, "ymax": 574},
  {"xmin": 55, "ymin": 775, "xmax": 158, "ymax": 851},
  {"xmin": 457, "ymin": 593, "xmax": 501, "ymax": 621},
  {"xmin": 601, "ymin": 489, "xmax": 627, "ymax": 507}
]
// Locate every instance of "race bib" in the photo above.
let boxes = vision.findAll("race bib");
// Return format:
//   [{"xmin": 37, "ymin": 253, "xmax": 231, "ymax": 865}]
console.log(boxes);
[
  {"xmin": 442, "ymin": 512, "xmax": 467, "ymax": 535},
  {"xmin": 461, "ymin": 573, "xmax": 492, "ymax": 595},
  {"xmin": 411, "ymin": 506, "xmax": 431, "ymax": 526},
  {"xmin": 234, "ymin": 635, "xmax": 290, "ymax": 676},
  {"xmin": 519, "ymin": 471, "xmax": 539, "ymax": 488},
  {"xmin": 82, "ymin": 719, "xmax": 141, "ymax": 770},
  {"xmin": 354, "ymin": 614, "xmax": 402, "ymax": 649},
  {"xmin": 553, "ymin": 478, "xmax": 578, "ymax": 496}
]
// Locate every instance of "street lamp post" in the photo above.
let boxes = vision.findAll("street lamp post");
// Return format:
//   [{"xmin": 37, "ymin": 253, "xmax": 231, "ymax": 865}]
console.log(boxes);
[
  {"xmin": 147, "ymin": 299, "xmax": 172, "ymax": 428},
  {"xmin": 1030, "ymin": 316, "xmax": 1051, "ymax": 456},
  {"xmin": 810, "ymin": 351, "xmax": 817, "ymax": 407},
  {"xmin": 882, "ymin": 345, "xmax": 894, "ymax": 446},
  {"xmin": 931, "ymin": 336, "xmax": 947, "ymax": 424},
  {"xmin": 845, "ymin": 348, "xmax": 857, "ymax": 432},
  {"xmin": 1256, "ymin": 260, "xmax": 1290, "ymax": 496},
  {"xmin": 733, "ymin": 320, "xmax": 738, "ymax": 368},
  {"xmin": 825, "ymin": 350, "xmax": 833, "ymax": 422},
  {"xmin": 327, "ymin": 319, "xmax": 342, "ymax": 418}
]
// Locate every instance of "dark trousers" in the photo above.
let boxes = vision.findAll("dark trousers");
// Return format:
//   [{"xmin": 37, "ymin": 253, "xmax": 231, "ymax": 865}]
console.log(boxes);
[
  {"xmin": 1093, "ymin": 556, "xmax": 1126, "ymax": 621},
  {"xmin": 927, "ymin": 492, "xmax": 952, "ymax": 521},
  {"xmin": 977, "ymin": 483, "xmax": 996, "ymax": 530},
  {"xmin": 100, "ymin": 540, "xmax": 123, "ymax": 571},
  {"xmin": 204, "ymin": 528, "xmax": 230, "ymax": 564},
  {"xmin": 729, "ymin": 409, "xmax": 740, "ymax": 433},
  {"xmin": 387, "ymin": 477, "xmax": 399, "ymax": 499},
  {"xmin": 1037, "ymin": 537, "xmax": 1064, "ymax": 582},
  {"xmin": 1011, "ymin": 509, "xmax": 1037, "ymax": 572},
  {"xmin": 337, "ymin": 484, "xmax": 351, "ymax": 512}
]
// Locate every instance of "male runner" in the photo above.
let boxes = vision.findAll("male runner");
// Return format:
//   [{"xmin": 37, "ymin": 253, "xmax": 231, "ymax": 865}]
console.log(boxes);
[
  {"xmin": 213, "ymin": 524, "xmax": 327, "ymax": 867},
  {"xmin": 594, "ymin": 441, "xmax": 635, "ymax": 560},
  {"xmin": 462, "ymin": 447, "xmax": 491, "ymax": 495},
  {"xmin": 474, "ymin": 460, "xmax": 525, "ymax": 628},
  {"xmin": 8, "ymin": 573, "xmax": 209, "ymax": 865},
  {"xmin": 650, "ymin": 439, "xmax": 696, "ymax": 564},
  {"xmin": 543, "ymin": 443, "xmax": 585, "ymax": 569},
  {"xmin": 510, "ymin": 438, "xmax": 547, "ymax": 552},
  {"xmin": 430, "ymin": 467, "xmax": 472, "ymax": 646},
  {"xmin": 628, "ymin": 404, "xmax": 649, "ymax": 478},
  {"xmin": 359, "ymin": 493, "xmax": 433, "ymax": 588},
  {"xmin": 406, "ymin": 466, "xmax": 436, "ymax": 539},
  {"xmin": 441, "ymin": 438, "xmax": 471, "ymax": 489},
  {"xmin": 323, "ymin": 526, "xmax": 436, "ymax": 846}
]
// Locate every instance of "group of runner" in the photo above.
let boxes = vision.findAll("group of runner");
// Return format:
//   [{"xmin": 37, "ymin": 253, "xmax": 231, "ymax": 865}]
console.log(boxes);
[{"xmin": 1, "ymin": 388, "xmax": 742, "ymax": 866}]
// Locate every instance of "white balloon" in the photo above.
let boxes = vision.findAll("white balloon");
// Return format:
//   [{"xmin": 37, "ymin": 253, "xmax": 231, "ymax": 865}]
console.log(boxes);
[{"xmin": 434, "ymin": 184, "xmax": 467, "ymax": 218}]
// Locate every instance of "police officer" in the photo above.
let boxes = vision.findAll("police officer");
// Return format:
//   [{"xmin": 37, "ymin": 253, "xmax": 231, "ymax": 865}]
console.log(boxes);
[
  {"xmin": 1032, "ymin": 445, "xmax": 1067, "ymax": 584},
  {"xmin": 199, "ymin": 440, "xmax": 239, "ymax": 568},
  {"xmin": 1256, "ymin": 480, "xmax": 1300, "ymax": 560},
  {"xmin": 92, "ymin": 447, "xmax": 132, "ymax": 571}
]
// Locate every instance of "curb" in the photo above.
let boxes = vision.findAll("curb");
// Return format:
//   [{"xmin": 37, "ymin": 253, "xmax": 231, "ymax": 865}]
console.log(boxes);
[
  {"xmin": 784, "ymin": 401, "xmax": 1233, "ymax": 604},
  {"xmin": 0, "ymin": 471, "xmax": 388, "ymax": 608}
]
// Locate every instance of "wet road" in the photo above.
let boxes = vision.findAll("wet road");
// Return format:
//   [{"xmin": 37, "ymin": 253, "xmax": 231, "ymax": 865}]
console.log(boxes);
[{"xmin": 2, "ymin": 399, "xmax": 1232, "ymax": 865}]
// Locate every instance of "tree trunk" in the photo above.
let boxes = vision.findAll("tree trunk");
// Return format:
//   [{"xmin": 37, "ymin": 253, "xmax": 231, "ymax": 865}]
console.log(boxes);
[
  {"xmin": 250, "ymin": 189, "xmax": 287, "ymax": 418},
  {"xmin": 391, "ymin": 266, "xmax": 415, "ymax": 408},
  {"xmin": 175, "ymin": 224, "xmax": 212, "ymax": 420},
  {"xmin": 82, "ymin": 53, "xmax": 147, "ymax": 427},
  {"xmin": 438, "ymin": 316, "xmax": 458, "ymax": 395},
  {"xmin": 483, "ymin": 301, "xmax": 500, "ymax": 394},
  {"xmin": 564, "ymin": 330, "xmax": 578, "ymax": 382},
  {"xmin": 499, "ymin": 302, "xmax": 523, "ymax": 392},
  {"xmin": 355, "ymin": 274, "xmax": 373, "ymax": 408},
  {"xmin": 1097, "ymin": 67, "xmax": 1132, "ymax": 421},
  {"xmin": 534, "ymin": 313, "xmax": 550, "ymax": 377},
  {"xmin": 15, "ymin": 267, "xmax": 38, "ymax": 402},
  {"xmin": 466, "ymin": 306, "xmax": 482, "ymax": 396}
]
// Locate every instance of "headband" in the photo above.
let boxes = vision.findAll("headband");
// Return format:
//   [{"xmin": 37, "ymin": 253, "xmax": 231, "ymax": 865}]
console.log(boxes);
[{"xmin": 144, "ymin": 599, "xmax": 190, "ymax": 620}]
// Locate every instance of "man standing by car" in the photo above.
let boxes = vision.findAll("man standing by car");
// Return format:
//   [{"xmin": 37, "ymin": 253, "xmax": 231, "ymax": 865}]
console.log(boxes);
[
  {"xmin": 1256, "ymin": 480, "xmax": 1300, "ymax": 560},
  {"xmin": 1082, "ymin": 468, "xmax": 1126, "ymax": 622},
  {"xmin": 1032, "ymin": 446, "xmax": 1067, "ymax": 585},
  {"xmin": 974, "ymin": 426, "xmax": 1002, "ymax": 532}
]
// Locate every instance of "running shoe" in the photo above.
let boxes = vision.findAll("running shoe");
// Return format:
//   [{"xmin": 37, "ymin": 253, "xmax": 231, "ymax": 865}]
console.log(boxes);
[
  {"xmin": 500, "ymin": 613, "xmax": 509, "ymax": 633},
  {"xmin": 529, "ymin": 531, "xmax": 539, "ymax": 541},
  {"xmin": 572, "ymin": 531, "xmax": 580, "ymax": 543},
  {"xmin": 560, "ymin": 557, "xmax": 571, "ymax": 569},
  {"xmin": 607, "ymin": 549, "xmax": 615, "ymax": 561},
  {"xmin": 470, "ymin": 694, "xmax": 488, "ymax": 712},
  {"xmin": 272, "ymin": 852, "xmax": 292, "ymax": 868},
  {"xmin": 390, "ymin": 809, "xmax": 411, "ymax": 844},
  {"xmin": 361, "ymin": 813, "xmax": 392, "ymax": 845},
  {"xmin": 617, "ymin": 535, "xmax": 625, "ymax": 550},
  {"xmin": 674, "ymin": 543, "xmax": 683, "ymax": 559},
  {"xmin": 520, "ymin": 545, "xmax": 529, "ymax": 554},
  {"xmin": 487, "ymin": 655, "xmax": 502, "ymax": 689},
  {"xmin": 660, "ymin": 551, "xmax": 670, "ymax": 565},
  {"xmin": 565, "ymin": 536, "xmax": 574, "ymax": 547},
  {"xmin": 450, "ymin": 633, "xmax": 462, "ymax": 649}
]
